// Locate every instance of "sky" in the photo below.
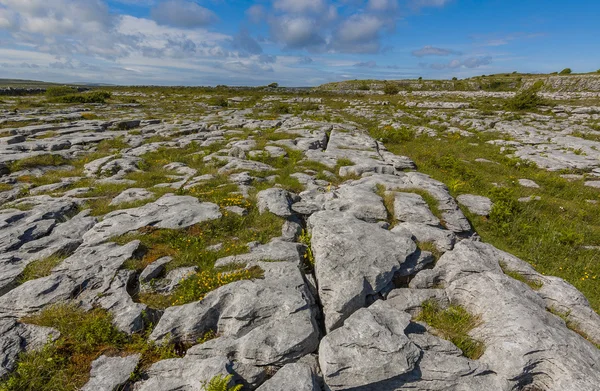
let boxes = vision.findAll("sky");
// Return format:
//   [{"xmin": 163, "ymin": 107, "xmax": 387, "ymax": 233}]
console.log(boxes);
[{"xmin": 0, "ymin": 0, "xmax": 599, "ymax": 86}]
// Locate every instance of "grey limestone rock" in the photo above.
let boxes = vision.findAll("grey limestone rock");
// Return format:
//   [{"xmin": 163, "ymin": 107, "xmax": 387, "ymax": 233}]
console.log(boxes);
[
  {"xmin": 257, "ymin": 188, "xmax": 296, "ymax": 217},
  {"xmin": 308, "ymin": 210, "xmax": 416, "ymax": 331},
  {"xmin": 82, "ymin": 354, "xmax": 140, "ymax": 391},
  {"xmin": 150, "ymin": 262, "xmax": 319, "ymax": 370},
  {"xmin": 392, "ymin": 191, "xmax": 440, "ymax": 225},
  {"xmin": 457, "ymin": 194, "xmax": 493, "ymax": 216},
  {"xmin": 109, "ymin": 188, "xmax": 154, "ymax": 206},
  {"xmin": 83, "ymin": 194, "xmax": 221, "ymax": 244}
]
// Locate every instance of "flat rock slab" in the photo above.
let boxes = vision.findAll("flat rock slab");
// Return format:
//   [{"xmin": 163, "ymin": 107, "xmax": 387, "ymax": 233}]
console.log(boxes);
[
  {"xmin": 319, "ymin": 300, "xmax": 421, "ymax": 390},
  {"xmin": 83, "ymin": 194, "xmax": 221, "ymax": 244},
  {"xmin": 308, "ymin": 210, "xmax": 416, "ymax": 331},
  {"xmin": 150, "ymin": 262, "xmax": 319, "ymax": 369},
  {"xmin": 109, "ymin": 188, "xmax": 154, "ymax": 206},
  {"xmin": 392, "ymin": 192, "xmax": 440, "ymax": 225},
  {"xmin": 457, "ymin": 194, "xmax": 493, "ymax": 216},
  {"xmin": 82, "ymin": 354, "xmax": 140, "ymax": 391}
]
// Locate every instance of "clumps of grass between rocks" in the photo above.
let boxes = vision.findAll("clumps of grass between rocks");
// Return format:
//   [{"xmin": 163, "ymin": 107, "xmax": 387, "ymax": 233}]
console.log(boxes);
[
  {"xmin": 416, "ymin": 299, "xmax": 485, "ymax": 359},
  {"xmin": 0, "ymin": 305, "xmax": 180, "ymax": 391}
]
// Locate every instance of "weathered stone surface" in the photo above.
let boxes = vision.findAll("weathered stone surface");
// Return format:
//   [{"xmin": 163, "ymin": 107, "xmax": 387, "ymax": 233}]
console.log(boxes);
[
  {"xmin": 109, "ymin": 188, "xmax": 154, "ymax": 206},
  {"xmin": 308, "ymin": 210, "xmax": 416, "ymax": 331},
  {"xmin": 83, "ymin": 194, "xmax": 221, "ymax": 244},
  {"xmin": 256, "ymin": 362, "xmax": 320, "ymax": 391},
  {"xmin": 151, "ymin": 262, "xmax": 319, "ymax": 369},
  {"xmin": 319, "ymin": 300, "xmax": 421, "ymax": 390},
  {"xmin": 391, "ymin": 222, "xmax": 456, "ymax": 252},
  {"xmin": 82, "ymin": 354, "xmax": 140, "ymax": 391},
  {"xmin": 257, "ymin": 188, "xmax": 296, "ymax": 217},
  {"xmin": 392, "ymin": 191, "xmax": 440, "ymax": 225},
  {"xmin": 0, "ymin": 318, "xmax": 59, "ymax": 378},
  {"xmin": 457, "ymin": 194, "xmax": 493, "ymax": 216}
]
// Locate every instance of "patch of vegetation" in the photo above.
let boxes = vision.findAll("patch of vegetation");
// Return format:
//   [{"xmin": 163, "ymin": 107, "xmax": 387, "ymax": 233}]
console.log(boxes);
[
  {"xmin": 372, "ymin": 125, "xmax": 416, "ymax": 144},
  {"xmin": 49, "ymin": 91, "xmax": 112, "ymax": 104},
  {"xmin": 171, "ymin": 265, "xmax": 264, "ymax": 306},
  {"xmin": 0, "ymin": 305, "xmax": 180, "ymax": 391},
  {"xmin": 376, "ymin": 130, "xmax": 600, "ymax": 312},
  {"xmin": 18, "ymin": 255, "xmax": 67, "ymax": 284},
  {"xmin": 0, "ymin": 183, "xmax": 12, "ymax": 192},
  {"xmin": 559, "ymin": 68, "xmax": 572, "ymax": 75},
  {"xmin": 298, "ymin": 229, "xmax": 315, "ymax": 267},
  {"xmin": 9, "ymin": 154, "xmax": 70, "ymax": 172},
  {"xmin": 547, "ymin": 307, "xmax": 600, "ymax": 349},
  {"xmin": 499, "ymin": 262, "xmax": 543, "ymax": 290},
  {"xmin": 203, "ymin": 374, "xmax": 242, "ymax": 391},
  {"xmin": 383, "ymin": 82, "xmax": 400, "ymax": 95},
  {"xmin": 417, "ymin": 241, "xmax": 443, "ymax": 262},
  {"xmin": 416, "ymin": 299, "xmax": 485, "ymax": 359},
  {"xmin": 504, "ymin": 87, "xmax": 548, "ymax": 111},
  {"xmin": 376, "ymin": 184, "xmax": 395, "ymax": 226},
  {"xmin": 45, "ymin": 86, "xmax": 78, "ymax": 97}
]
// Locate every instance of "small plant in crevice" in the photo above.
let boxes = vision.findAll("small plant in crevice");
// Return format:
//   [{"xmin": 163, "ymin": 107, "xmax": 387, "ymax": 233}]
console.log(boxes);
[
  {"xmin": 499, "ymin": 262, "xmax": 543, "ymax": 290},
  {"xmin": 546, "ymin": 307, "xmax": 600, "ymax": 349},
  {"xmin": 203, "ymin": 374, "xmax": 242, "ymax": 391},
  {"xmin": 299, "ymin": 229, "xmax": 315, "ymax": 267},
  {"xmin": 416, "ymin": 299, "xmax": 485, "ymax": 360}
]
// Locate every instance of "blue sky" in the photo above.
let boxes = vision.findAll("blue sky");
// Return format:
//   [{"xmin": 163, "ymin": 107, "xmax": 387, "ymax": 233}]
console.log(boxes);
[{"xmin": 0, "ymin": 0, "xmax": 598, "ymax": 86}]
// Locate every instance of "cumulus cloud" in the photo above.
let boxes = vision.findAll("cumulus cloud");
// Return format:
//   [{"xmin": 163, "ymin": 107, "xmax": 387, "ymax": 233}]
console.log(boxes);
[
  {"xmin": 368, "ymin": 0, "xmax": 398, "ymax": 12},
  {"xmin": 429, "ymin": 56, "xmax": 492, "ymax": 69},
  {"xmin": 150, "ymin": 0, "xmax": 216, "ymax": 28},
  {"xmin": 330, "ymin": 14, "xmax": 387, "ymax": 53},
  {"xmin": 412, "ymin": 45, "xmax": 459, "ymax": 57},
  {"xmin": 270, "ymin": 15, "xmax": 326, "ymax": 50},
  {"xmin": 231, "ymin": 29, "xmax": 263, "ymax": 55},
  {"xmin": 273, "ymin": 0, "xmax": 327, "ymax": 14}
]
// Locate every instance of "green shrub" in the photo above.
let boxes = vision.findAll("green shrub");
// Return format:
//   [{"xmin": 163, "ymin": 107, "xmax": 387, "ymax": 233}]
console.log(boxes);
[
  {"xmin": 298, "ymin": 230, "xmax": 315, "ymax": 266},
  {"xmin": 504, "ymin": 87, "xmax": 547, "ymax": 111},
  {"xmin": 207, "ymin": 96, "xmax": 229, "ymax": 107},
  {"xmin": 383, "ymin": 82, "xmax": 400, "ymax": 95},
  {"xmin": 372, "ymin": 125, "xmax": 415, "ymax": 144},
  {"xmin": 203, "ymin": 374, "xmax": 242, "ymax": 391},
  {"xmin": 51, "ymin": 91, "xmax": 111, "ymax": 104},
  {"xmin": 452, "ymin": 77, "xmax": 458, "ymax": 81},
  {"xmin": 357, "ymin": 81, "xmax": 370, "ymax": 91},
  {"xmin": 488, "ymin": 187, "xmax": 520, "ymax": 233},
  {"xmin": 416, "ymin": 300, "xmax": 484, "ymax": 359},
  {"xmin": 559, "ymin": 68, "xmax": 572, "ymax": 75},
  {"xmin": 272, "ymin": 102, "xmax": 291, "ymax": 114},
  {"xmin": 45, "ymin": 86, "xmax": 78, "ymax": 97},
  {"xmin": 267, "ymin": 82, "xmax": 279, "ymax": 88}
]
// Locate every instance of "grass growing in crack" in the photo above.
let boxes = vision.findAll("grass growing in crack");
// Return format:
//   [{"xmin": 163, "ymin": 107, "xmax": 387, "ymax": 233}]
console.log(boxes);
[
  {"xmin": 114, "ymin": 207, "xmax": 282, "ymax": 308},
  {"xmin": 376, "ymin": 184, "xmax": 396, "ymax": 226},
  {"xmin": 8, "ymin": 154, "xmax": 70, "ymax": 173},
  {"xmin": 171, "ymin": 265, "xmax": 264, "ymax": 306},
  {"xmin": 547, "ymin": 307, "xmax": 600, "ymax": 349},
  {"xmin": 416, "ymin": 299, "xmax": 484, "ymax": 359},
  {"xmin": 203, "ymin": 374, "xmax": 242, "ymax": 391},
  {"xmin": 417, "ymin": 241, "xmax": 443, "ymax": 262},
  {"xmin": 18, "ymin": 255, "xmax": 67, "ymax": 284},
  {"xmin": 0, "ymin": 305, "xmax": 180, "ymax": 391},
  {"xmin": 298, "ymin": 229, "xmax": 315, "ymax": 267},
  {"xmin": 0, "ymin": 183, "xmax": 12, "ymax": 192},
  {"xmin": 499, "ymin": 262, "xmax": 543, "ymax": 290}
]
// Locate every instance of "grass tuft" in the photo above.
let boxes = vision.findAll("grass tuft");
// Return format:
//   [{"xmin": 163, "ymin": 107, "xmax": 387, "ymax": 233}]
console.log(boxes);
[{"xmin": 416, "ymin": 299, "xmax": 485, "ymax": 359}]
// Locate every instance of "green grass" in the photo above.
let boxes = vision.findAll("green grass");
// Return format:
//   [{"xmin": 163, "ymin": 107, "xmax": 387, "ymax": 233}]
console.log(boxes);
[
  {"xmin": 416, "ymin": 299, "xmax": 485, "ymax": 359},
  {"xmin": 547, "ymin": 307, "xmax": 600, "ymax": 349},
  {"xmin": 0, "ymin": 305, "xmax": 179, "ymax": 391},
  {"xmin": 18, "ymin": 255, "xmax": 66, "ymax": 284},
  {"xmin": 499, "ymin": 262, "xmax": 543, "ymax": 290},
  {"xmin": 9, "ymin": 154, "xmax": 70, "ymax": 173},
  {"xmin": 377, "ymin": 130, "xmax": 600, "ymax": 313},
  {"xmin": 0, "ymin": 183, "xmax": 12, "ymax": 192}
]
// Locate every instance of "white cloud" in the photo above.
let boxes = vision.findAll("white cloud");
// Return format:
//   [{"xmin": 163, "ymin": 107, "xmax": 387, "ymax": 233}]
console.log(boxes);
[
  {"xmin": 367, "ymin": 0, "xmax": 398, "ymax": 12},
  {"xmin": 150, "ymin": 0, "xmax": 217, "ymax": 28},
  {"xmin": 412, "ymin": 45, "xmax": 459, "ymax": 57},
  {"xmin": 273, "ymin": 0, "xmax": 327, "ymax": 14}
]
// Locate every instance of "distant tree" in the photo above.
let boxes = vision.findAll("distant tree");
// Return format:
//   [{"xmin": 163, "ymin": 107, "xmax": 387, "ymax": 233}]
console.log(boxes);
[
  {"xmin": 559, "ymin": 68, "xmax": 572, "ymax": 75},
  {"xmin": 452, "ymin": 77, "xmax": 458, "ymax": 81},
  {"xmin": 418, "ymin": 76, "xmax": 423, "ymax": 81},
  {"xmin": 268, "ymin": 82, "xmax": 279, "ymax": 88},
  {"xmin": 596, "ymin": 69, "xmax": 600, "ymax": 73},
  {"xmin": 357, "ymin": 81, "xmax": 370, "ymax": 90},
  {"xmin": 512, "ymin": 71, "xmax": 518, "ymax": 74}
]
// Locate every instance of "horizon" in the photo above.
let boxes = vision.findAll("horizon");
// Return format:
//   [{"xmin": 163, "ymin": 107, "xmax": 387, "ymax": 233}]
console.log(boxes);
[{"xmin": 0, "ymin": 0, "xmax": 599, "ymax": 87}]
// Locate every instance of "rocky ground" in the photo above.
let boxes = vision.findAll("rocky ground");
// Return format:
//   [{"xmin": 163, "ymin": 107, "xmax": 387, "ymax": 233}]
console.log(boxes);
[{"xmin": 0, "ymin": 82, "xmax": 599, "ymax": 390}]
